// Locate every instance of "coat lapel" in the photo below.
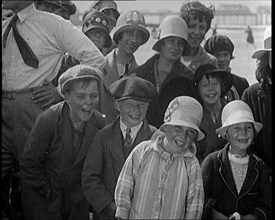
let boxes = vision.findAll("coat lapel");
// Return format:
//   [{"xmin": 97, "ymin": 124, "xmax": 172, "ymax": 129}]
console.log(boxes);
[{"xmin": 218, "ymin": 145, "xmax": 238, "ymax": 198}]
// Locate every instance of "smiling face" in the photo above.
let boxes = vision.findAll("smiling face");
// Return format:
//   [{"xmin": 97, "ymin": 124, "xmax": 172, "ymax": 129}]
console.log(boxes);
[
  {"xmin": 117, "ymin": 29, "xmax": 144, "ymax": 56},
  {"xmin": 198, "ymin": 75, "xmax": 222, "ymax": 105},
  {"xmin": 214, "ymin": 51, "xmax": 232, "ymax": 71},
  {"xmin": 115, "ymin": 98, "xmax": 149, "ymax": 127},
  {"xmin": 163, "ymin": 125, "xmax": 198, "ymax": 154},
  {"xmin": 160, "ymin": 36, "xmax": 185, "ymax": 62},
  {"xmin": 64, "ymin": 80, "xmax": 99, "ymax": 123},
  {"xmin": 187, "ymin": 15, "xmax": 208, "ymax": 50},
  {"xmin": 85, "ymin": 28, "xmax": 107, "ymax": 50},
  {"xmin": 226, "ymin": 122, "xmax": 255, "ymax": 155}
]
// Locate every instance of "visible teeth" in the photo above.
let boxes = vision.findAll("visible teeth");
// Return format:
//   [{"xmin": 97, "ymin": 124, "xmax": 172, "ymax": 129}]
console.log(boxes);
[{"xmin": 175, "ymin": 139, "xmax": 184, "ymax": 146}]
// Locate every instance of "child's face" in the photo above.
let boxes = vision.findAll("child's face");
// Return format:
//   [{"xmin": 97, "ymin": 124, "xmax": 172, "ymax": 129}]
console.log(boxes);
[
  {"xmin": 214, "ymin": 51, "xmax": 231, "ymax": 71},
  {"xmin": 198, "ymin": 75, "xmax": 222, "ymax": 105},
  {"xmin": 65, "ymin": 80, "xmax": 99, "ymax": 123},
  {"xmin": 116, "ymin": 98, "xmax": 149, "ymax": 127},
  {"xmin": 164, "ymin": 125, "xmax": 197, "ymax": 154},
  {"xmin": 187, "ymin": 15, "xmax": 207, "ymax": 50},
  {"xmin": 85, "ymin": 29, "xmax": 107, "ymax": 50},
  {"xmin": 160, "ymin": 36, "xmax": 185, "ymax": 61},
  {"xmin": 226, "ymin": 122, "xmax": 255, "ymax": 154}
]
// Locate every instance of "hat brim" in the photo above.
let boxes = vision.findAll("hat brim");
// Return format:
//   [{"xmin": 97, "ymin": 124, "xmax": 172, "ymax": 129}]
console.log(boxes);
[
  {"xmin": 113, "ymin": 25, "xmax": 150, "ymax": 45},
  {"xmin": 152, "ymin": 36, "xmax": 191, "ymax": 56},
  {"xmin": 160, "ymin": 120, "xmax": 205, "ymax": 141},
  {"xmin": 252, "ymin": 49, "xmax": 271, "ymax": 59},
  {"xmin": 84, "ymin": 27, "xmax": 112, "ymax": 48},
  {"xmin": 194, "ymin": 69, "xmax": 234, "ymax": 95},
  {"xmin": 216, "ymin": 117, "xmax": 263, "ymax": 138}
]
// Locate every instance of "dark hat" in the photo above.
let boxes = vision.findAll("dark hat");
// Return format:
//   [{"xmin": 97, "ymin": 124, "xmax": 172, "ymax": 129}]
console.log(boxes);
[
  {"xmin": 109, "ymin": 75, "xmax": 157, "ymax": 102},
  {"xmin": 204, "ymin": 34, "xmax": 234, "ymax": 59},
  {"xmin": 193, "ymin": 64, "xmax": 234, "ymax": 95},
  {"xmin": 82, "ymin": 10, "xmax": 112, "ymax": 48},
  {"xmin": 61, "ymin": 0, "xmax": 76, "ymax": 15},
  {"xmin": 58, "ymin": 64, "xmax": 103, "ymax": 96}
]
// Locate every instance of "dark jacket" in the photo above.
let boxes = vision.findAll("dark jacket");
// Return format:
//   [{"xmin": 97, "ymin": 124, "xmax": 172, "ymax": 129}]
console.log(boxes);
[
  {"xmin": 242, "ymin": 83, "xmax": 272, "ymax": 170},
  {"xmin": 135, "ymin": 54, "xmax": 194, "ymax": 128},
  {"xmin": 21, "ymin": 101, "xmax": 106, "ymax": 220},
  {"xmin": 82, "ymin": 117, "xmax": 156, "ymax": 219},
  {"xmin": 201, "ymin": 144, "xmax": 271, "ymax": 220},
  {"xmin": 231, "ymin": 73, "xmax": 249, "ymax": 98}
]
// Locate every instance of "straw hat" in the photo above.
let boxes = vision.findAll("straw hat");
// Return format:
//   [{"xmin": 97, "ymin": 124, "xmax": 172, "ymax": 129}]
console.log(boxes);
[
  {"xmin": 112, "ymin": 10, "xmax": 150, "ymax": 45},
  {"xmin": 160, "ymin": 96, "xmax": 205, "ymax": 141},
  {"xmin": 216, "ymin": 100, "xmax": 263, "ymax": 138},
  {"xmin": 252, "ymin": 25, "xmax": 272, "ymax": 59},
  {"xmin": 152, "ymin": 15, "xmax": 191, "ymax": 56}
]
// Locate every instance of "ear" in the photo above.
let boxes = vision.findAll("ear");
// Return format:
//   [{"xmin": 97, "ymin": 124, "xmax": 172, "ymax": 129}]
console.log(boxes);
[{"xmin": 64, "ymin": 92, "xmax": 70, "ymax": 104}]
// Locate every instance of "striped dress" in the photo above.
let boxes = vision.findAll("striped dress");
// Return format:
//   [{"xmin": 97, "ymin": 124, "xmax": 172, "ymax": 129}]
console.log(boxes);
[{"xmin": 115, "ymin": 132, "xmax": 204, "ymax": 219}]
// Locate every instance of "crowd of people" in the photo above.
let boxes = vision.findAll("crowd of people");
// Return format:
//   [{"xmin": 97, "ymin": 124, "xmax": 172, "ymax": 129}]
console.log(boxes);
[{"xmin": 2, "ymin": 0, "xmax": 272, "ymax": 220}]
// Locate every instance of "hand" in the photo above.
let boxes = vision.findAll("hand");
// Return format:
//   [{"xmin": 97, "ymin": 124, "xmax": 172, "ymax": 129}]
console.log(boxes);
[{"xmin": 32, "ymin": 80, "xmax": 63, "ymax": 109}]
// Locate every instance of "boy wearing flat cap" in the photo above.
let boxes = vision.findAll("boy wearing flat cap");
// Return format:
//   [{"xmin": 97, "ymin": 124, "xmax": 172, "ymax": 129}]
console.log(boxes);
[
  {"xmin": 82, "ymin": 75, "xmax": 157, "ymax": 220},
  {"xmin": 204, "ymin": 34, "xmax": 249, "ymax": 102},
  {"xmin": 115, "ymin": 96, "xmax": 204, "ymax": 219},
  {"xmin": 99, "ymin": 10, "xmax": 150, "ymax": 124},
  {"xmin": 20, "ymin": 65, "xmax": 107, "ymax": 220}
]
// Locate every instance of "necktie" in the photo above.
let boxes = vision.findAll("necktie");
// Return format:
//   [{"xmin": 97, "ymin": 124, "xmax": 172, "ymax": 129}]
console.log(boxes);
[
  {"xmin": 3, "ymin": 14, "xmax": 39, "ymax": 68},
  {"xmin": 124, "ymin": 127, "xmax": 132, "ymax": 148}
]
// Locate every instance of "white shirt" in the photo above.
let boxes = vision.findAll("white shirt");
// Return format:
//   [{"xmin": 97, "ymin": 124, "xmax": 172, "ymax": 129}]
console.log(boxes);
[
  {"xmin": 119, "ymin": 118, "xmax": 143, "ymax": 144},
  {"xmin": 2, "ymin": 4, "xmax": 106, "ymax": 90}
]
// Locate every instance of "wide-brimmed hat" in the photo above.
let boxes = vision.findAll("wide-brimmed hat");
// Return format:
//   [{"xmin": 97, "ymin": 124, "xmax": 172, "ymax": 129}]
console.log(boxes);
[
  {"xmin": 109, "ymin": 75, "xmax": 156, "ymax": 102},
  {"xmin": 252, "ymin": 25, "xmax": 272, "ymax": 59},
  {"xmin": 204, "ymin": 34, "xmax": 235, "ymax": 59},
  {"xmin": 58, "ymin": 65, "xmax": 103, "ymax": 96},
  {"xmin": 90, "ymin": 0, "xmax": 120, "ymax": 20},
  {"xmin": 152, "ymin": 15, "xmax": 191, "ymax": 56},
  {"xmin": 193, "ymin": 64, "xmax": 234, "ymax": 96},
  {"xmin": 82, "ymin": 10, "xmax": 112, "ymax": 48},
  {"xmin": 216, "ymin": 100, "xmax": 263, "ymax": 138},
  {"xmin": 160, "ymin": 96, "xmax": 205, "ymax": 141},
  {"xmin": 112, "ymin": 10, "xmax": 150, "ymax": 45}
]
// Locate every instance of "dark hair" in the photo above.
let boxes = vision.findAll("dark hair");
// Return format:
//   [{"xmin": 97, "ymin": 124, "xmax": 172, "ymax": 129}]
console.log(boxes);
[
  {"xmin": 65, "ymin": 78, "xmax": 100, "ymax": 95},
  {"xmin": 179, "ymin": 1, "xmax": 215, "ymax": 32},
  {"xmin": 255, "ymin": 52, "xmax": 272, "ymax": 99}
]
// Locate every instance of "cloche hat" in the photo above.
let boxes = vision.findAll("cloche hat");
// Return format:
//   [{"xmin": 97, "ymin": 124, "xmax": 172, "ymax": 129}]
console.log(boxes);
[
  {"xmin": 152, "ymin": 15, "xmax": 191, "ymax": 56},
  {"xmin": 216, "ymin": 100, "xmax": 263, "ymax": 138},
  {"xmin": 252, "ymin": 25, "xmax": 272, "ymax": 59},
  {"xmin": 112, "ymin": 10, "xmax": 150, "ymax": 45},
  {"xmin": 160, "ymin": 96, "xmax": 205, "ymax": 141}
]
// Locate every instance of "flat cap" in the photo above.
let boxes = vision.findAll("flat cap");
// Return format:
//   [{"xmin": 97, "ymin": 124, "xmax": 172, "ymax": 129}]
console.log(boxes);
[
  {"xmin": 204, "ymin": 34, "xmax": 235, "ymax": 59},
  {"xmin": 109, "ymin": 75, "xmax": 157, "ymax": 102},
  {"xmin": 58, "ymin": 64, "xmax": 103, "ymax": 96}
]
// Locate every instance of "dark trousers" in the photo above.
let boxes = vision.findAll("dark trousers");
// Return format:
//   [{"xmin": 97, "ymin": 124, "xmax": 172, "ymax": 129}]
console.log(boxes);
[{"xmin": 2, "ymin": 91, "xmax": 43, "ymax": 218}]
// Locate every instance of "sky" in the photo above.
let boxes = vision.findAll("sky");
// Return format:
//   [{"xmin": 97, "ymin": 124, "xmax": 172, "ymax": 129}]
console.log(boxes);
[{"xmin": 73, "ymin": 0, "xmax": 271, "ymax": 13}]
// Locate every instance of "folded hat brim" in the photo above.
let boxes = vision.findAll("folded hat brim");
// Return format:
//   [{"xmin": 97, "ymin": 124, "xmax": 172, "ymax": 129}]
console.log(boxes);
[
  {"xmin": 160, "ymin": 120, "xmax": 205, "ymax": 141},
  {"xmin": 115, "ymin": 96, "xmax": 151, "ymax": 103},
  {"xmin": 113, "ymin": 25, "xmax": 150, "ymax": 45},
  {"xmin": 252, "ymin": 49, "xmax": 271, "ymax": 59},
  {"xmin": 84, "ymin": 27, "xmax": 112, "ymax": 48}
]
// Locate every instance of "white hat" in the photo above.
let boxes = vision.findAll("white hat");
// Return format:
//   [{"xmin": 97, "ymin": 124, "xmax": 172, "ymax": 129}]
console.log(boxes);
[
  {"xmin": 216, "ymin": 100, "xmax": 263, "ymax": 138},
  {"xmin": 160, "ymin": 96, "xmax": 205, "ymax": 141},
  {"xmin": 252, "ymin": 25, "xmax": 272, "ymax": 59},
  {"xmin": 152, "ymin": 15, "xmax": 191, "ymax": 56}
]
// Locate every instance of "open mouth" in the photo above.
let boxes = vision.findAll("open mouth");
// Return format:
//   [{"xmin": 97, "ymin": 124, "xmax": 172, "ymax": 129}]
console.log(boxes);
[
  {"xmin": 129, "ymin": 114, "xmax": 140, "ymax": 121},
  {"xmin": 174, "ymin": 139, "xmax": 185, "ymax": 147}
]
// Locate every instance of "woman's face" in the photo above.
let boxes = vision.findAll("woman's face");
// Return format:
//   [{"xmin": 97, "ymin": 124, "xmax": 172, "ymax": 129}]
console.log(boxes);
[
  {"xmin": 85, "ymin": 28, "xmax": 107, "ymax": 50},
  {"xmin": 164, "ymin": 125, "xmax": 197, "ymax": 154},
  {"xmin": 214, "ymin": 51, "xmax": 232, "ymax": 71},
  {"xmin": 227, "ymin": 122, "xmax": 255, "ymax": 155},
  {"xmin": 160, "ymin": 36, "xmax": 185, "ymax": 62},
  {"xmin": 198, "ymin": 75, "xmax": 222, "ymax": 105},
  {"xmin": 65, "ymin": 80, "xmax": 99, "ymax": 123}
]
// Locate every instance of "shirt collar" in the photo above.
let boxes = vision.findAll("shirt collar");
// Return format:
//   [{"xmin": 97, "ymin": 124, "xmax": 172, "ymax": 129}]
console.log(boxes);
[
  {"xmin": 120, "ymin": 117, "xmax": 143, "ymax": 138},
  {"xmin": 17, "ymin": 3, "xmax": 37, "ymax": 23}
]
